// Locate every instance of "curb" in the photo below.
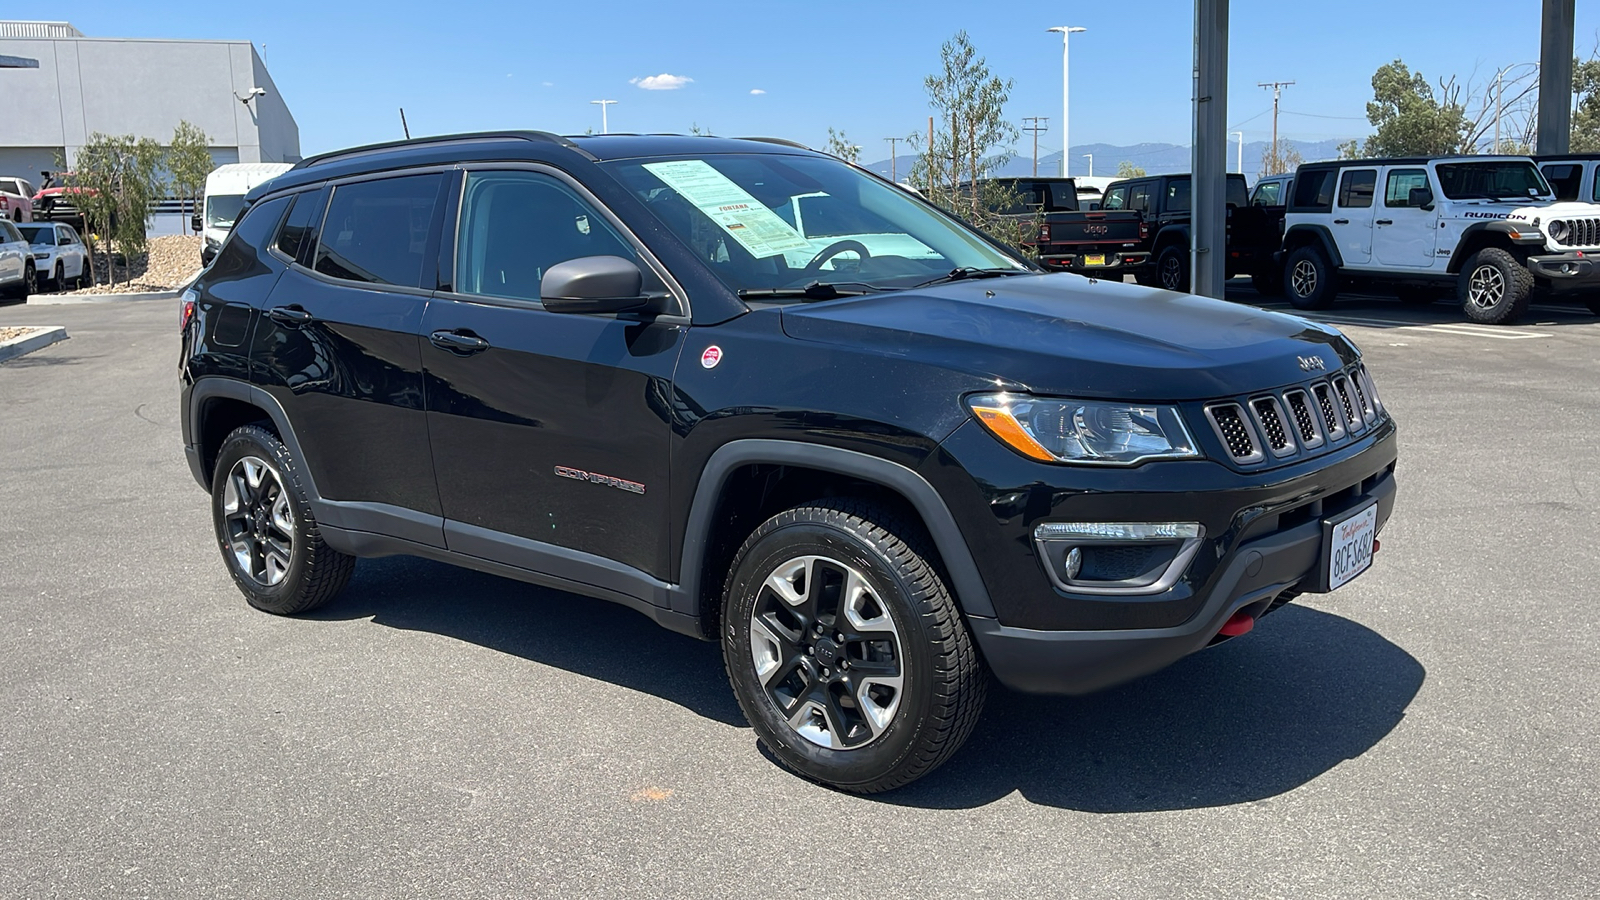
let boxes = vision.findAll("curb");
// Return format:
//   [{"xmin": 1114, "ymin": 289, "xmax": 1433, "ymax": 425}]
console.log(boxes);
[
  {"xmin": 0, "ymin": 326, "xmax": 68, "ymax": 363},
  {"xmin": 27, "ymin": 289, "xmax": 179, "ymax": 306}
]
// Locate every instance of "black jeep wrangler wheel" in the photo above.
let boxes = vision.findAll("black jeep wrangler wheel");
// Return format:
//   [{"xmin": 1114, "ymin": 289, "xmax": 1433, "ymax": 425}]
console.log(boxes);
[
  {"xmin": 1156, "ymin": 245, "xmax": 1191, "ymax": 293},
  {"xmin": 721, "ymin": 498, "xmax": 985, "ymax": 793}
]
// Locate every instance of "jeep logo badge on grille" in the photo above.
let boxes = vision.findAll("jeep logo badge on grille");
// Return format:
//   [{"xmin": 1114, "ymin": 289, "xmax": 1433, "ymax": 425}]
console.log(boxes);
[{"xmin": 1298, "ymin": 355, "xmax": 1326, "ymax": 372}]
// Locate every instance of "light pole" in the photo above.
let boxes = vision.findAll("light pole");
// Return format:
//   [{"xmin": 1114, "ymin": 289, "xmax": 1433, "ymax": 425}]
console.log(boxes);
[
  {"xmin": 1083, "ymin": 154, "xmax": 1093, "ymax": 178},
  {"xmin": 590, "ymin": 99, "xmax": 617, "ymax": 135},
  {"xmin": 1231, "ymin": 131, "xmax": 1243, "ymax": 174},
  {"xmin": 1047, "ymin": 26, "xmax": 1087, "ymax": 177}
]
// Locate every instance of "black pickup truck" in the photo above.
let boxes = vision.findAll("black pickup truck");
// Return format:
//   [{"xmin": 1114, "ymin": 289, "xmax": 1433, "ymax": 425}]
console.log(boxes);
[{"xmin": 1033, "ymin": 173, "xmax": 1285, "ymax": 293}]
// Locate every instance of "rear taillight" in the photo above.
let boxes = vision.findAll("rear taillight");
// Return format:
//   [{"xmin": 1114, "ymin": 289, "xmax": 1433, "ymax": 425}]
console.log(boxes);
[
  {"xmin": 180, "ymin": 288, "xmax": 197, "ymax": 331},
  {"xmin": 1039, "ymin": 223, "xmax": 1051, "ymax": 242}
]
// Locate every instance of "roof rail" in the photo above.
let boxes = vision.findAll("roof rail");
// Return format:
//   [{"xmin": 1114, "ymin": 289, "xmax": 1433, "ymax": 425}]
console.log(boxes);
[
  {"xmin": 293, "ymin": 130, "xmax": 588, "ymax": 169},
  {"xmin": 736, "ymin": 136, "xmax": 814, "ymax": 151}
]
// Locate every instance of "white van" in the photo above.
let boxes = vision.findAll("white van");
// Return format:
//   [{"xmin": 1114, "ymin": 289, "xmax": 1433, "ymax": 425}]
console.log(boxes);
[{"xmin": 197, "ymin": 163, "xmax": 293, "ymax": 264}]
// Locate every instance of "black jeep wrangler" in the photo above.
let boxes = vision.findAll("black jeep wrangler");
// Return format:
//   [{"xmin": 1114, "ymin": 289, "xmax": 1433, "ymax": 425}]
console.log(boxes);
[{"xmin": 180, "ymin": 132, "xmax": 1398, "ymax": 792}]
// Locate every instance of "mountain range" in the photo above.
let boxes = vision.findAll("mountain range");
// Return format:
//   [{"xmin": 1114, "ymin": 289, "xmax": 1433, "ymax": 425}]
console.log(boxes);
[{"xmin": 862, "ymin": 137, "xmax": 1353, "ymax": 183}]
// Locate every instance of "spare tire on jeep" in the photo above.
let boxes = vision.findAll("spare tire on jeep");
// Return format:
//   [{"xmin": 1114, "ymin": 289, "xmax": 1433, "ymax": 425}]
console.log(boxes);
[{"xmin": 1458, "ymin": 247, "xmax": 1533, "ymax": 325}]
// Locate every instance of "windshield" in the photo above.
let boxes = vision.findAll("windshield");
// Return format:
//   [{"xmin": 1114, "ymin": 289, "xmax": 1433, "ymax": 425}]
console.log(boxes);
[
  {"xmin": 18, "ymin": 225, "xmax": 48, "ymax": 243},
  {"xmin": 205, "ymin": 194, "xmax": 247, "ymax": 229},
  {"xmin": 602, "ymin": 153, "xmax": 1027, "ymax": 295},
  {"xmin": 1435, "ymin": 161, "xmax": 1551, "ymax": 200}
]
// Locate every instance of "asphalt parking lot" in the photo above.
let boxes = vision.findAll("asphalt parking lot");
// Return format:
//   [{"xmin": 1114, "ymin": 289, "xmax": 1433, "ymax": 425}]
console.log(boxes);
[{"xmin": 2, "ymin": 290, "xmax": 1597, "ymax": 899}]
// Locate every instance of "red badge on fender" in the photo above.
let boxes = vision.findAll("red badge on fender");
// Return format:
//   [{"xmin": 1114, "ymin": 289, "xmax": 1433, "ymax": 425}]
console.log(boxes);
[{"xmin": 701, "ymin": 346, "xmax": 723, "ymax": 369}]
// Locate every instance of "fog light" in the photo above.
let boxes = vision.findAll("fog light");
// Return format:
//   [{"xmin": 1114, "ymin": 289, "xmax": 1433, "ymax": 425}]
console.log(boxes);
[{"xmin": 1063, "ymin": 547, "xmax": 1083, "ymax": 580}]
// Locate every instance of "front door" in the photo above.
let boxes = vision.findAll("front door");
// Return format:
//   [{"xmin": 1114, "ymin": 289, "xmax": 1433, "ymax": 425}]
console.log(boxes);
[
  {"xmin": 251, "ymin": 172, "xmax": 447, "ymax": 544},
  {"xmin": 421, "ymin": 167, "xmax": 685, "ymax": 581},
  {"xmin": 1373, "ymin": 168, "xmax": 1440, "ymax": 268},
  {"xmin": 1331, "ymin": 168, "xmax": 1377, "ymax": 265}
]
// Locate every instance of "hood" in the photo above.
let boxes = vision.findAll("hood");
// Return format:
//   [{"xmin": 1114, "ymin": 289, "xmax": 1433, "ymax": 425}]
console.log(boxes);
[{"xmin": 779, "ymin": 274, "xmax": 1358, "ymax": 401}]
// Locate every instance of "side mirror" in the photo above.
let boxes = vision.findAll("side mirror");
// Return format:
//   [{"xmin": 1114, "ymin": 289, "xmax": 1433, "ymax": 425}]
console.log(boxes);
[
  {"xmin": 541, "ymin": 255, "xmax": 661, "ymax": 315},
  {"xmin": 1410, "ymin": 186, "xmax": 1435, "ymax": 210},
  {"xmin": 191, "ymin": 213, "xmax": 202, "ymax": 231}
]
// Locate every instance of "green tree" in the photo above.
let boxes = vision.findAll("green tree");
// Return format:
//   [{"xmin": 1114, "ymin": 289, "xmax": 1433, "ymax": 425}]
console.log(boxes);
[
  {"xmin": 1575, "ymin": 54, "xmax": 1600, "ymax": 153},
  {"xmin": 1261, "ymin": 141, "xmax": 1304, "ymax": 176},
  {"xmin": 1115, "ymin": 161, "xmax": 1146, "ymax": 178},
  {"xmin": 1337, "ymin": 140, "xmax": 1362, "ymax": 160},
  {"xmin": 166, "ymin": 120, "xmax": 213, "ymax": 235},
  {"xmin": 1362, "ymin": 60, "xmax": 1469, "ymax": 156},
  {"xmin": 73, "ymin": 133, "xmax": 166, "ymax": 287},
  {"xmin": 824, "ymin": 127, "xmax": 861, "ymax": 163},
  {"xmin": 910, "ymin": 31, "xmax": 1022, "ymax": 246}
]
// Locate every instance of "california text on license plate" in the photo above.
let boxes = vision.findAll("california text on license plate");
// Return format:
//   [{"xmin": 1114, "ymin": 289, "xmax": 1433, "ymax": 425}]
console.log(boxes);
[
  {"xmin": 1084, "ymin": 254, "xmax": 1106, "ymax": 267},
  {"xmin": 1327, "ymin": 501, "xmax": 1377, "ymax": 590}
]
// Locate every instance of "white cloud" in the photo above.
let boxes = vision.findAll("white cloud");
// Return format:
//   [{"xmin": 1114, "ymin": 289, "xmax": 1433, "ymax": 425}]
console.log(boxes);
[
  {"xmin": 630, "ymin": 73, "xmax": 693, "ymax": 91},
  {"xmin": 749, "ymin": 88, "xmax": 766, "ymax": 95},
  {"xmin": 541, "ymin": 81, "xmax": 554, "ymax": 87}
]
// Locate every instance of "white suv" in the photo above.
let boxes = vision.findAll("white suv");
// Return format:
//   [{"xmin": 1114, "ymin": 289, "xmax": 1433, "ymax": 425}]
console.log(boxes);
[{"xmin": 1280, "ymin": 156, "xmax": 1600, "ymax": 323}]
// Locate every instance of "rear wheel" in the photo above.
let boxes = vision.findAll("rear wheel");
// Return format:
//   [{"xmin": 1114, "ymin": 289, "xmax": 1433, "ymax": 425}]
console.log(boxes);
[
  {"xmin": 210, "ymin": 424, "xmax": 355, "ymax": 615},
  {"xmin": 1156, "ymin": 244, "xmax": 1190, "ymax": 292},
  {"xmin": 1284, "ymin": 244, "xmax": 1339, "ymax": 310},
  {"xmin": 722, "ymin": 498, "xmax": 985, "ymax": 793},
  {"xmin": 1458, "ymin": 247, "xmax": 1533, "ymax": 325}
]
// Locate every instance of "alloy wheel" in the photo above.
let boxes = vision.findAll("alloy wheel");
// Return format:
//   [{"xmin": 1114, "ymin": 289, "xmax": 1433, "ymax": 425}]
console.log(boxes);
[
  {"xmin": 221, "ymin": 456, "xmax": 295, "ymax": 586},
  {"xmin": 1467, "ymin": 264, "xmax": 1505, "ymax": 309},
  {"xmin": 1291, "ymin": 259, "xmax": 1318, "ymax": 297},
  {"xmin": 1160, "ymin": 257, "xmax": 1182, "ymax": 290},
  {"xmin": 748, "ymin": 555, "xmax": 904, "ymax": 750}
]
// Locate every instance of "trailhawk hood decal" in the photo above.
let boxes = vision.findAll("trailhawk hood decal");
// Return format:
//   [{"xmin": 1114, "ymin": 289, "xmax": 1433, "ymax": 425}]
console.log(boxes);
[{"xmin": 780, "ymin": 274, "xmax": 1359, "ymax": 401}]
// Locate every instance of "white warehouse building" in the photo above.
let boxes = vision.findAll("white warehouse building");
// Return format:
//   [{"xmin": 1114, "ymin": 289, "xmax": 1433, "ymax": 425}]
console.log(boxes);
[{"xmin": 0, "ymin": 20, "xmax": 300, "ymax": 190}]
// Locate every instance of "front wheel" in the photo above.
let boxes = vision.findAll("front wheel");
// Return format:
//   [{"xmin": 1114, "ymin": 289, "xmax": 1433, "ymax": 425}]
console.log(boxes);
[
  {"xmin": 210, "ymin": 424, "xmax": 355, "ymax": 615},
  {"xmin": 1156, "ymin": 244, "xmax": 1190, "ymax": 292},
  {"xmin": 1284, "ymin": 245, "xmax": 1339, "ymax": 310},
  {"xmin": 722, "ymin": 499, "xmax": 986, "ymax": 793},
  {"xmin": 1458, "ymin": 247, "xmax": 1533, "ymax": 325}
]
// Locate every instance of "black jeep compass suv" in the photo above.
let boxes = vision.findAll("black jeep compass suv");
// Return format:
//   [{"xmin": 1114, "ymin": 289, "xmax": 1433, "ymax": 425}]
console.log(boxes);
[{"xmin": 180, "ymin": 132, "xmax": 1398, "ymax": 792}]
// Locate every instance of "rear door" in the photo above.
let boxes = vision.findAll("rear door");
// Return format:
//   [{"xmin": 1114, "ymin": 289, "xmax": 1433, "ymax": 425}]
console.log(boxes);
[
  {"xmin": 251, "ymin": 171, "xmax": 447, "ymax": 545},
  {"xmin": 1331, "ymin": 168, "xmax": 1378, "ymax": 265},
  {"xmin": 1373, "ymin": 167, "xmax": 1439, "ymax": 268},
  {"xmin": 420, "ymin": 166, "xmax": 687, "ymax": 582}
]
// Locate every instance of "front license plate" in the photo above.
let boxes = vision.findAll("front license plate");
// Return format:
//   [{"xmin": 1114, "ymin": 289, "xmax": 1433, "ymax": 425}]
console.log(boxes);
[
  {"xmin": 1325, "ymin": 501, "xmax": 1378, "ymax": 591},
  {"xmin": 1083, "ymin": 254, "xmax": 1106, "ymax": 267}
]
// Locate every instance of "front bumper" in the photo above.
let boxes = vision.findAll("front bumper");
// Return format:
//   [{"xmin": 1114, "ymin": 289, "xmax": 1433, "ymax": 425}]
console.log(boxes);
[
  {"xmin": 1526, "ymin": 251, "xmax": 1600, "ymax": 287},
  {"xmin": 922, "ymin": 415, "xmax": 1399, "ymax": 695}
]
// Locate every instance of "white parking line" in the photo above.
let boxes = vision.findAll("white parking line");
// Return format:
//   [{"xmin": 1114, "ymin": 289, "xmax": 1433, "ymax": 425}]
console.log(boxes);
[{"xmin": 1251, "ymin": 303, "xmax": 1560, "ymax": 339}]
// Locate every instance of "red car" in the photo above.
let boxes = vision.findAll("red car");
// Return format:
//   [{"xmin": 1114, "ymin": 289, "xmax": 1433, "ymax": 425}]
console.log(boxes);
[{"xmin": 32, "ymin": 172, "xmax": 94, "ymax": 226}]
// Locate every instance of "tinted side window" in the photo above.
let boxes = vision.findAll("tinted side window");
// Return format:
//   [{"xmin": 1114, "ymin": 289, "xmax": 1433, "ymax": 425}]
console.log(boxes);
[
  {"xmin": 1166, "ymin": 179, "xmax": 1190, "ymax": 213},
  {"xmin": 1385, "ymin": 169, "xmax": 1431, "ymax": 208},
  {"xmin": 1542, "ymin": 164, "xmax": 1582, "ymax": 201},
  {"xmin": 276, "ymin": 190, "xmax": 324, "ymax": 263},
  {"xmin": 211, "ymin": 195, "xmax": 292, "ymax": 279},
  {"xmin": 1253, "ymin": 182, "xmax": 1281, "ymax": 205},
  {"xmin": 1291, "ymin": 169, "xmax": 1337, "ymax": 212},
  {"xmin": 1338, "ymin": 170, "xmax": 1377, "ymax": 208},
  {"xmin": 454, "ymin": 170, "xmax": 641, "ymax": 304},
  {"xmin": 1103, "ymin": 186, "xmax": 1129, "ymax": 210},
  {"xmin": 1128, "ymin": 183, "xmax": 1153, "ymax": 213},
  {"xmin": 314, "ymin": 174, "xmax": 443, "ymax": 287}
]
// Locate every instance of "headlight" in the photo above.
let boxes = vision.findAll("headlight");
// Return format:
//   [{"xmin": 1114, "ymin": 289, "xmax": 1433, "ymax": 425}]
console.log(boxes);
[
  {"xmin": 967, "ymin": 393, "xmax": 1201, "ymax": 465},
  {"xmin": 1548, "ymin": 220, "xmax": 1569, "ymax": 242}
]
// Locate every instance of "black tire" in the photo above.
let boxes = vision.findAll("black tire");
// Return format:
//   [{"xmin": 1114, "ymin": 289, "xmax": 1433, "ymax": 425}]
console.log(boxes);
[
  {"xmin": 1156, "ymin": 244, "xmax": 1190, "ymax": 292},
  {"xmin": 210, "ymin": 424, "xmax": 355, "ymax": 615},
  {"xmin": 1250, "ymin": 267, "xmax": 1283, "ymax": 297},
  {"xmin": 1132, "ymin": 267, "xmax": 1160, "ymax": 287},
  {"xmin": 20, "ymin": 263, "xmax": 35, "ymax": 300},
  {"xmin": 1395, "ymin": 283, "xmax": 1443, "ymax": 306},
  {"xmin": 722, "ymin": 498, "xmax": 985, "ymax": 793},
  {"xmin": 1284, "ymin": 244, "xmax": 1339, "ymax": 310},
  {"xmin": 1458, "ymin": 247, "xmax": 1533, "ymax": 325},
  {"xmin": 51, "ymin": 262, "xmax": 63, "ymax": 293}
]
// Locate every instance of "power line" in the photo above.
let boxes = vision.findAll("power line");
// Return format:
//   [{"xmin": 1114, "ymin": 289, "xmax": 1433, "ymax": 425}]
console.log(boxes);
[
  {"xmin": 882, "ymin": 136, "xmax": 905, "ymax": 182},
  {"xmin": 1258, "ymin": 81, "xmax": 1295, "ymax": 174},
  {"xmin": 1280, "ymin": 109, "xmax": 1367, "ymax": 121},
  {"xmin": 1021, "ymin": 117, "xmax": 1049, "ymax": 177}
]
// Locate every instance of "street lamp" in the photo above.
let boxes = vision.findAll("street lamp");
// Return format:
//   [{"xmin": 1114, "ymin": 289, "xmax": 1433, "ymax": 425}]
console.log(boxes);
[
  {"xmin": 1047, "ymin": 26, "xmax": 1087, "ymax": 177},
  {"xmin": 590, "ymin": 99, "xmax": 617, "ymax": 135}
]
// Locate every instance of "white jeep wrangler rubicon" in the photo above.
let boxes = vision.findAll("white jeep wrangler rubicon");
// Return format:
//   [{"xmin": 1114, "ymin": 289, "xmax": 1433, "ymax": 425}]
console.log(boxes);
[{"xmin": 1279, "ymin": 155, "xmax": 1600, "ymax": 324}]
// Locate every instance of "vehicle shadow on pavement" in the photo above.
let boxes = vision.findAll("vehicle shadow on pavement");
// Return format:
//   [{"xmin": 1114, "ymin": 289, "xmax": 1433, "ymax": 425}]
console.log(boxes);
[
  {"xmin": 308, "ymin": 555, "xmax": 748, "ymax": 727},
  {"xmin": 880, "ymin": 604, "xmax": 1424, "ymax": 812}
]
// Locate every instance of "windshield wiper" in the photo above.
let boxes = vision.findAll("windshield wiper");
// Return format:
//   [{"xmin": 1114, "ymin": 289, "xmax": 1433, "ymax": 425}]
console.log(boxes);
[
  {"xmin": 910, "ymin": 266, "xmax": 1030, "ymax": 289},
  {"xmin": 736, "ymin": 280, "xmax": 881, "ymax": 301}
]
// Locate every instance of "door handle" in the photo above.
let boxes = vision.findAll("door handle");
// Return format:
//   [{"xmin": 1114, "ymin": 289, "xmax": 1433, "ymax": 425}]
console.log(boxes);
[
  {"xmin": 1375, "ymin": 219, "xmax": 1394, "ymax": 226},
  {"xmin": 1333, "ymin": 218, "xmax": 1350, "ymax": 225},
  {"xmin": 267, "ymin": 305, "xmax": 313, "ymax": 326},
  {"xmin": 429, "ymin": 330, "xmax": 490, "ymax": 354}
]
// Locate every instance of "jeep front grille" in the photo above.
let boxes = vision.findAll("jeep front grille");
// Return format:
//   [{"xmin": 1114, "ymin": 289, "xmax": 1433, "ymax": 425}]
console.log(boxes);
[
  {"xmin": 1202, "ymin": 364, "xmax": 1387, "ymax": 466},
  {"xmin": 1551, "ymin": 217, "xmax": 1600, "ymax": 249}
]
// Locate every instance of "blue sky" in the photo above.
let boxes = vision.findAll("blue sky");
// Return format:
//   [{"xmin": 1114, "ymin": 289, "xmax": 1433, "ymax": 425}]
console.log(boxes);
[{"xmin": 53, "ymin": 1, "xmax": 1600, "ymax": 162}]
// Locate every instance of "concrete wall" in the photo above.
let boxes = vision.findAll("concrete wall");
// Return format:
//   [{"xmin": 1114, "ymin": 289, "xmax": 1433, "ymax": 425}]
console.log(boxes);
[{"xmin": 0, "ymin": 34, "xmax": 299, "ymax": 173}]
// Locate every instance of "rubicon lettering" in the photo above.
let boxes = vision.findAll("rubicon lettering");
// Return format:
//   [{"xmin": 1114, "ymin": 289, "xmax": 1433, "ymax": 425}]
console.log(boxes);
[{"xmin": 554, "ymin": 465, "xmax": 646, "ymax": 495}]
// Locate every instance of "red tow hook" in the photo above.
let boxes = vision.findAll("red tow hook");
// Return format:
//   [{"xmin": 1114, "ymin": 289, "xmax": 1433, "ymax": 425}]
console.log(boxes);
[{"xmin": 1218, "ymin": 610, "xmax": 1255, "ymax": 637}]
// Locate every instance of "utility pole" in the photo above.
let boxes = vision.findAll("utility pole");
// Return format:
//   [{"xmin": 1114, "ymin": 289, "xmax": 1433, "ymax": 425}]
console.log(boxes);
[
  {"xmin": 1022, "ymin": 117, "xmax": 1048, "ymax": 176},
  {"xmin": 590, "ymin": 99, "xmax": 617, "ymax": 135},
  {"xmin": 883, "ymin": 136, "xmax": 904, "ymax": 182},
  {"xmin": 1258, "ymin": 80, "xmax": 1294, "ymax": 174}
]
